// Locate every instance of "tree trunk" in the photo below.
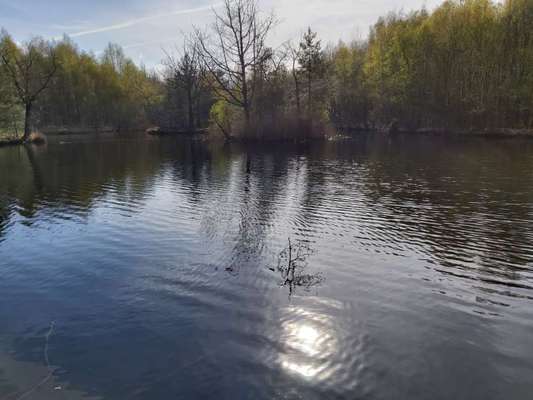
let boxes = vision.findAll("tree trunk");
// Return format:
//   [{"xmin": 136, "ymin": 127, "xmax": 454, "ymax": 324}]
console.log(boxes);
[
  {"xmin": 23, "ymin": 103, "xmax": 32, "ymax": 142},
  {"xmin": 307, "ymin": 70, "xmax": 312, "ymax": 117},
  {"xmin": 293, "ymin": 72, "xmax": 301, "ymax": 117},
  {"xmin": 243, "ymin": 106, "xmax": 251, "ymax": 124},
  {"xmin": 187, "ymin": 87, "xmax": 195, "ymax": 131},
  {"xmin": 240, "ymin": 54, "xmax": 250, "ymax": 133}
]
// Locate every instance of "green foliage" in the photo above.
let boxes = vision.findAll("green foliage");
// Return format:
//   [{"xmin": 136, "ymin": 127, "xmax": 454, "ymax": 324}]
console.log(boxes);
[
  {"xmin": 209, "ymin": 99, "xmax": 235, "ymax": 138},
  {"xmin": 0, "ymin": 102, "xmax": 24, "ymax": 138},
  {"xmin": 298, "ymin": 28, "xmax": 327, "ymax": 116},
  {"xmin": 361, "ymin": 0, "xmax": 533, "ymax": 129},
  {"xmin": 299, "ymin": 28, "xmax": 325, "ymax": 79},
  {"xmin": 329, "ymin": 42, "xmax": 370, "ymax": 128},
  {"xmin": 3, "ymin": 0, "xmax": 532, "ymax": 140},
  {"xmin": 38, "ymin": 40, "xmax": 161, "ymax": 130},
  {"xmin": 0, "ymin": 31, "xmax": 23, "ymax": 137},
  {"xmin": 0, "ymin": 32, "xmax": 162, "ymax": 134},
  {"xmin": 158, "ymin": 48, "xmax": 214, "ymax": 131}
]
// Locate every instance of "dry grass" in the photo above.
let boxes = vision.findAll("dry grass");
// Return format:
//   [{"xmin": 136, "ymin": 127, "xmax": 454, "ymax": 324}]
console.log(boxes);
[{"xmin": 210, "ymin": 113, "xmax": 331, "ymax": 142}]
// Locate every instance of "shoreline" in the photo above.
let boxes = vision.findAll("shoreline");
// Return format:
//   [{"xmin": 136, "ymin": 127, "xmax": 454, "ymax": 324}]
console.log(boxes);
[
  {"xmin": 41, "ymin": 127, "xmax": 118, "ymax": 135},
  {"xmin": 339, "ymin": 126, "xmax": 533, "ymax": 138},
  {"xmin": 399, "ymin": 128, "xmax": 533, "ymax": 138},
  {"xmin": 3, "ymin": 126, "xmax": 533, "ymax": 147},
  {"xmin": 0, "ymin": 138, "xmax": 24, "ymax": 147}
]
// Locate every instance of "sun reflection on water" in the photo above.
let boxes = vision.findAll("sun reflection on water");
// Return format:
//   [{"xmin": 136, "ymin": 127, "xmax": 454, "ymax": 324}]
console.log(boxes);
[
  {"xmin": 279, "ymin": 307, "xmax": 338, "ymax": 380},
  {"xmin": 282, "ymin": 359, "xmax": 323, "ymax": 379},
  {"xmin": 289, "ymin": 325, "xmax": 321, "ymax": 356}
]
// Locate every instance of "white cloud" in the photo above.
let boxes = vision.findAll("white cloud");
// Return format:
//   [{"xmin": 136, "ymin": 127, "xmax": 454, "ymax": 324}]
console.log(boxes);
[
  {"xmin": 268, "ymin": 0, "xmax": 442, "ymax": 44},
  {"xmin": 67, "ymin": 3, "xmax": 222, "ymax": 38},
  {"xmin": 123, "ymin": 36, "xmax": 182, "ymax": 50},
  {"xmin": 35, "ymin": 0, "xmax": 445, "ymax": 68}
]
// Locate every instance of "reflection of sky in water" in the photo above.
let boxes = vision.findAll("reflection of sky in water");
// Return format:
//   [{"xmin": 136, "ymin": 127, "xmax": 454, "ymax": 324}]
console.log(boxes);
[
  {"xmin": 280, "ymin": 307, "xmax": 338, "ymax": 380},
  {"xmin": 2, "ymin": 137, "xmax": 533, "ymax": 399}
]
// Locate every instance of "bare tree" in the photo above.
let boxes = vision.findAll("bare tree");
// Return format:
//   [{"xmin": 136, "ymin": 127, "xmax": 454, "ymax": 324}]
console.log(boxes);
[
  {"xmin": 164, "ymin": 43, "xmax": 202, "ymax": 131},
  {"xmin": 0, "ymin": 37, "xmax": 57, "ymax": 142},
  {"xmin": 194, "ymin": 0, "xmax": 275, "ymax": 130},
  {"xmin": 284, "ymin": 41, "xmax": 302, "ymax": 117}
]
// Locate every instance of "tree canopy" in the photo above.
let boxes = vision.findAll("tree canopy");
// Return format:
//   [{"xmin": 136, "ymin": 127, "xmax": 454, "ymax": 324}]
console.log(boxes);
[{"xmin": 2, "ymin": 0, "xmax": 533, "ymax": 141}]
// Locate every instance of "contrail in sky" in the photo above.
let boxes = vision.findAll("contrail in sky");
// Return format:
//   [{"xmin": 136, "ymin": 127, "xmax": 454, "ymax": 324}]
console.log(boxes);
[{"xmin": 68, "ymin": 3, "xmax": 222, "ymax": 38}]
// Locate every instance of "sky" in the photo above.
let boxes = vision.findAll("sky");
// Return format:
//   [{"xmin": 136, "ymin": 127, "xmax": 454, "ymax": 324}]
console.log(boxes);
[{"xmin": 0, "ymin": 0, "xmax": 443, "ymax": 69}]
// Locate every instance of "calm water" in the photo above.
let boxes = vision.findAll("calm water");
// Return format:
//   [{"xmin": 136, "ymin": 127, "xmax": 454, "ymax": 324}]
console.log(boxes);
[{"xmin": 0, "ymin": 133, "xmax": 532, "ymax": 400}]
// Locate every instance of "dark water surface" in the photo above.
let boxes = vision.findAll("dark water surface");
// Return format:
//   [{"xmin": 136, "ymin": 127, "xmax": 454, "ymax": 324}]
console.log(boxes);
[{"xmin": 0, "ymin": 133, "xmax": 532, "ymax": 400}]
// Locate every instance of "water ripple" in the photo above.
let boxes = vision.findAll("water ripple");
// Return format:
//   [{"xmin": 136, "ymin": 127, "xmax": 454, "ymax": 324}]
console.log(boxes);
[{"xmin": 0, "ymin": 135, "xmax": 533, "ymax": 399}]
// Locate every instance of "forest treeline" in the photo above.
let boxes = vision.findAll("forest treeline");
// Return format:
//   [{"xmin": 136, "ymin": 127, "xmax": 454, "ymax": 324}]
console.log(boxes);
[
  {"xmin": 1, "ymin": 0, "xmax": 532, "ymax": 142},
  {"xmin": 0, "ymin": 36, "xmax": 161, "ymax": 139}
]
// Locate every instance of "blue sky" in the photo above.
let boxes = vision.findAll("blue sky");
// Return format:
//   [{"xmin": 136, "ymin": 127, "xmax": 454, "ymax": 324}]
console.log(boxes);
[{"xmin": 0, "ymin": 0, "xmax": 443, "ymax": 68}]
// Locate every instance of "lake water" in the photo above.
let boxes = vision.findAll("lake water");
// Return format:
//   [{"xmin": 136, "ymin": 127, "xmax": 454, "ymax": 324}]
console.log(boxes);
[{"xmin": 0, "ymin": 133, "xmax": 532, "ymax": 400}]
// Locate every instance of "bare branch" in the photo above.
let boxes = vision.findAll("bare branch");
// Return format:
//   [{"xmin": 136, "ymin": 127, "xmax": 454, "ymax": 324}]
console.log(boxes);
[{"xmin": 194, "ymin": 0, "xmax": 276, "ymax": 125}]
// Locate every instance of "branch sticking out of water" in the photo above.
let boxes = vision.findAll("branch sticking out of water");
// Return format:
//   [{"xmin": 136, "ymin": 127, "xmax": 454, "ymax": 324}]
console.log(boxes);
[{"xmin": 271, "ymin": 238, "xmax": 324, "ymax": 296}]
